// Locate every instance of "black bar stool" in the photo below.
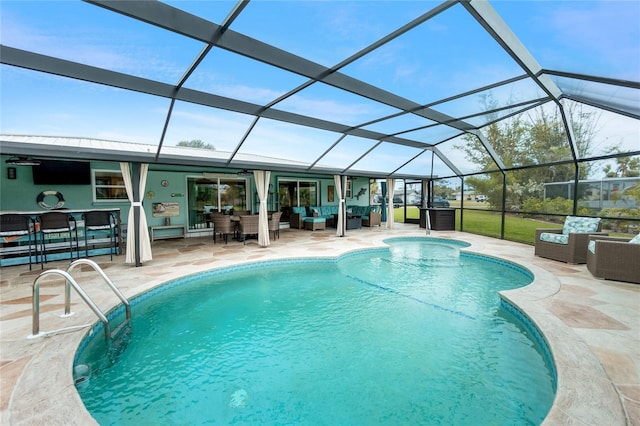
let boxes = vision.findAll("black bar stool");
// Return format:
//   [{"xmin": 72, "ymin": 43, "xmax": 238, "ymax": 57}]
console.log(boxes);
[
  {"xmin": 38, "ymin": 212, "xmax": 79, "ymax": 267},
  {"xmin": 0, "ymin": 214, "xmax": 36, "ymax": 270},
  {"xmin": 82, "ymin": 210, "xmax": 118, "ymax": 260}
]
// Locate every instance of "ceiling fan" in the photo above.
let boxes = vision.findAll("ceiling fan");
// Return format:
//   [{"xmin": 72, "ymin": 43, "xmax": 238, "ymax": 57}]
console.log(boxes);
[{"xmin": 5, "ymin": 156, "xmax": 41, "ymax": 166}]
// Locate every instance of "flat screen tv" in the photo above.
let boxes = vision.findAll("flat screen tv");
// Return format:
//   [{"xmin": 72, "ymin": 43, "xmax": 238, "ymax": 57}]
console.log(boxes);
[{"xmin": 32, "ymin": 160, "xmax": 92, "ymax": 185}]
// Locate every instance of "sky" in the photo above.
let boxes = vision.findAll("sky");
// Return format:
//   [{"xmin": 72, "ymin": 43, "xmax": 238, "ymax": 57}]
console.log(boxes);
[{"xmin": 1, "ymin": 0, "xmax": 638, "ymax": 178}]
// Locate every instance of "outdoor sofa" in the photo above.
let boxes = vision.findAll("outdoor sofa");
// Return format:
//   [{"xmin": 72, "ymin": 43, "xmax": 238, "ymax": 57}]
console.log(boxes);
[
  {"xmin": 345, "ymin": 205, "xmax": 381, "ymax": 227},
  {"xmin": 309, "ymin": 205, "xmax": 382, "ymax": 227},
  {"xmin": 290, "ymin": 207, "xmax": 327, "ymax": 230}
]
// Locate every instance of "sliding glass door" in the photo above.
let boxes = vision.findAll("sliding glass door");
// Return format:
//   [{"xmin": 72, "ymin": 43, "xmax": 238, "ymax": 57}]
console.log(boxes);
[
  {"xmin": 278, "ymin": 179, "xmax": 318, "ymax": 222},
  {"xmin": 187, "ymin": 176, "xmax": 248, "ymax": 230}
]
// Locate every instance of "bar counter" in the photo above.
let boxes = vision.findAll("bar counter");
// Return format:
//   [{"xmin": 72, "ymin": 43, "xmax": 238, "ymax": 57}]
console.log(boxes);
[{"xmin": 0, "ymin": 208, "xmax": 122, "ymax": 267}]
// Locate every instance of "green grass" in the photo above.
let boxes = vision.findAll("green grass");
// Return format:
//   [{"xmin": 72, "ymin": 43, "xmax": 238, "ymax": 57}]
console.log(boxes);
[
  {"xmin": 389, "ymin": 206, "xmax": 632, "ymax": 245},
  {"xmin": 390, "ymin": 207, "xmax": 560, "ymax": 245},
  {"xmin": 456, "ymin": 210, "xmax": 561, "ymax": 245}
]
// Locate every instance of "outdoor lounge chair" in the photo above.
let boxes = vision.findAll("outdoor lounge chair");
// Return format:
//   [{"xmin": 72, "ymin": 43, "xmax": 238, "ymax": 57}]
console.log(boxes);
[
  {"xmin": 586, "ymin": 234, "xmax": 640, "ymax": 284},
  {"xmin": 534, "ymin": 216, "xmax": 607, "ymax": 264}
]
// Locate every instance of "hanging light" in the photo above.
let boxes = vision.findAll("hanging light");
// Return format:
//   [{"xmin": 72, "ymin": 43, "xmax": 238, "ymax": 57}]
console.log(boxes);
[
  {"xmin": 236, "ymin": 169, "xmax": 253, "ymax": 176},
  {"xmin": 5, "ymin": 156, "xmax": 41, "ymax": 166}
]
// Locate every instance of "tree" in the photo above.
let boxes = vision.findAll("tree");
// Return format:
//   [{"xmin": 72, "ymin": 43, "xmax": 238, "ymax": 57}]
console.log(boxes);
[
  {"xmin": 457, "ymin": 95, "xmax": 600, "ymax": 210},
  {"xmin": 603, "ymin": 150, "xmax": 640, "ymax": 178},
  {"xmin": 177, "ymin": 139, "xmax": 215, "ymax": 150}
]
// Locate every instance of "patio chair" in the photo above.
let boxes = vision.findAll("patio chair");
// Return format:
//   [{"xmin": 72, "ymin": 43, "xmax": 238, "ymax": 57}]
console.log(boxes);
[
  {"xmin": 268, "ymin": 211, "xmax": 282, "ymax": 240},
  {"xmin": 586, "ymin": 234, "xmax": 640, "ymax": 284},
  {"xmin": 238, "ymin": 215, "xmax": 260, "ymax": 244},
  {"xmin": 212, "ymin": 213, "xmax": 234, "ymax": 244},
  {"xmin": 534, "ymin": 216, "xmax": 606, "ymax": 264}
]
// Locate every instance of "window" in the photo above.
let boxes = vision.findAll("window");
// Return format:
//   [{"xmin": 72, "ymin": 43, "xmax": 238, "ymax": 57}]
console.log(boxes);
[{"xmin": 94, "ymin": 170, "xmax": 127, "ymax": 201}]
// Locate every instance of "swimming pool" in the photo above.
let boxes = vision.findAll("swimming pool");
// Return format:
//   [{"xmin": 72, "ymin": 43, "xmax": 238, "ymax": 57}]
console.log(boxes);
[{"xmin": 74, "ymin": 238, "xmax": 555, "ymax": 425}]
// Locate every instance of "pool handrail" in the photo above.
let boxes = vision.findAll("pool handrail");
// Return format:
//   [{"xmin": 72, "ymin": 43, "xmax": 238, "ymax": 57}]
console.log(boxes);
[
  {"xmin": 65, "ymin": 259, "xmax": 131, "ymax": 323},
  {"xmin": 31, "ymin": 259, "xmax": 130, "ymax": 343}
]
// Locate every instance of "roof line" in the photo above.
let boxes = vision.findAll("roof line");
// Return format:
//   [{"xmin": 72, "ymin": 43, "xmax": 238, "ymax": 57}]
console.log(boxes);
[{"xmin": 541, "ymin": 69, "xmax": 640, "ymax": 90}]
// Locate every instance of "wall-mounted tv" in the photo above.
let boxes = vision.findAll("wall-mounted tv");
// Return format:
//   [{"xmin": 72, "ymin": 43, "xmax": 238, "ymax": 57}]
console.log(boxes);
[{"xmin": 32, "ymin": 160, "xmax": 91, "ymax": 185}]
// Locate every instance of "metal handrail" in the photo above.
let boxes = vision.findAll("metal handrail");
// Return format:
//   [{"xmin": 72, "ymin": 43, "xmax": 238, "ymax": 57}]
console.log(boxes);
[
  {"xmin": 31, "ymin": 259, "xmax": 130, "ymax": 342},
  {"xmin": 32, "ymin": 270, "xmax": 110, "ymax": 342},
  {"xmin": 66, "ymin": 259, "xmax": 131, "ymax": 323}
]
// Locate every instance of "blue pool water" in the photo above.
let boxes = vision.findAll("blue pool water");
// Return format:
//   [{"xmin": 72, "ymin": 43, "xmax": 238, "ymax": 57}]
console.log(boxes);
[{"xmin": 75, "ymin": 238, "xmax": 555, "ymax": 425}]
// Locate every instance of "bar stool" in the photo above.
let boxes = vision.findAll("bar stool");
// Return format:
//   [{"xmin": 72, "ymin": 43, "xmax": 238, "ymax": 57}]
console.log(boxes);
[
  {"xmin": 38, "ymin": 212, "xmax": 79, "ymax": 267},
  {"xmin": 0, "ymin": 214, "xmax": 36, "ymax": 270},
  {"xmin": 82, "ymin": 210, "xmax": 118, "ymax": 260}
]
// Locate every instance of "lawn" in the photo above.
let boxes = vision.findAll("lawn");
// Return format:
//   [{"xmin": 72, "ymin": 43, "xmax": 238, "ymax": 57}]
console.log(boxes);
[
  {"xmin": 390, "ymin": 205, "xmax": 632, "ymax": 245},
  {"xmin": 455, "ymin": 209, "xmax": 561, "ymax": 245},
  {"xmin": 392, "ymin": 207, "xmax": 561, "ymax": 245}
]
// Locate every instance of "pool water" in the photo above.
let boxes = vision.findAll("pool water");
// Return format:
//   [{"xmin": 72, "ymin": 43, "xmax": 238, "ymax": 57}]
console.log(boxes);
[{"xmin": 75, "ymin": 239, "xmax": 555, "ymax": 425}]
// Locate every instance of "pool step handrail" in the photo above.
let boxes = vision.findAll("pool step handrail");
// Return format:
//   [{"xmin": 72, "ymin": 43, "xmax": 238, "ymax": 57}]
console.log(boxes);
[
  {"xmin": 31, "ymin": 259, "xmax": 130, "ymax": 343},
  {"xmin": 65, "ymin": 259, "xmax": 131, "ymax": 324}
]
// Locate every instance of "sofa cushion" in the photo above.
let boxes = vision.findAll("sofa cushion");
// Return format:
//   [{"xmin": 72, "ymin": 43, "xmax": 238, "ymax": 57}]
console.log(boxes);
[
  {"xmin": 563, "ymin": 216, "xmax": 601, "ymax": 234},
  {"xmin": 292, "ymin": 206, "xmax": 307, "ymax": 218},
  {"xmin": 320, "ymin": 206, "xmax": 338, "ymax": 217},
  {"xmin": 630, "ymin": 233, "xmax": 640, "ymax": 244},
  {"xmin": 540, "ymin": 232, "xmax": 569, "ymax": 245},
  {"xmin": 588, "ymin": 240, "xmax": 596, "ymax": 253},
  {"xmin": 310, "ymin": 206, "xmax": 338, "ymax": 218}
]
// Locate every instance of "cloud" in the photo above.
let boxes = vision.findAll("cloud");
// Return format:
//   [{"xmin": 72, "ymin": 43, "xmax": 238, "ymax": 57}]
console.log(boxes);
[{"xmin": 537, "ymin": 1, "xmax": 640, "ymax": 79}]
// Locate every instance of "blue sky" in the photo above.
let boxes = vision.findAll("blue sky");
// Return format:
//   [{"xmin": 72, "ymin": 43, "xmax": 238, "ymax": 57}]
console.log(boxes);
[{"xmin": 1, "ymin": 1, "xmax": 638, "ymax": 177}]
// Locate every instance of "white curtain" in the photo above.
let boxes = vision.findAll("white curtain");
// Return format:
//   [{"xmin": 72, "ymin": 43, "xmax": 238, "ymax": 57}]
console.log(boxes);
[
  {"xmin": 334, "ymin": 175, "xmax": 345, "ymax": 237},
  {"xmin": 254, "ymin": 170, "xmax": 271, "ymax": 247},
  {"xmin": 121, "ymin": 162, "xmax": 152, "ymax": 264},
  {"xmin": 386, "ymin": 178, "xmax": 395, "ymax": 229}
]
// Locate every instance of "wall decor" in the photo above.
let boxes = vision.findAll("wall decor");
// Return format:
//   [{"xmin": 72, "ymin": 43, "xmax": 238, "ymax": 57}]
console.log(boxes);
[
  {"xmin": 327, "ymin": 185, "xmax": 335, "ymax": 202},
  {"xmin": 152, "ymin": 202, "xmax": 180, "ymax": 217}
]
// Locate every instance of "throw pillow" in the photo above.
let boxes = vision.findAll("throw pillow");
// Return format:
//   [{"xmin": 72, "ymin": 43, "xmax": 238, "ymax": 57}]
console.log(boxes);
[{"xmin": 563, "ymin": 216, "xmax": 601, "ymax": 234}]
